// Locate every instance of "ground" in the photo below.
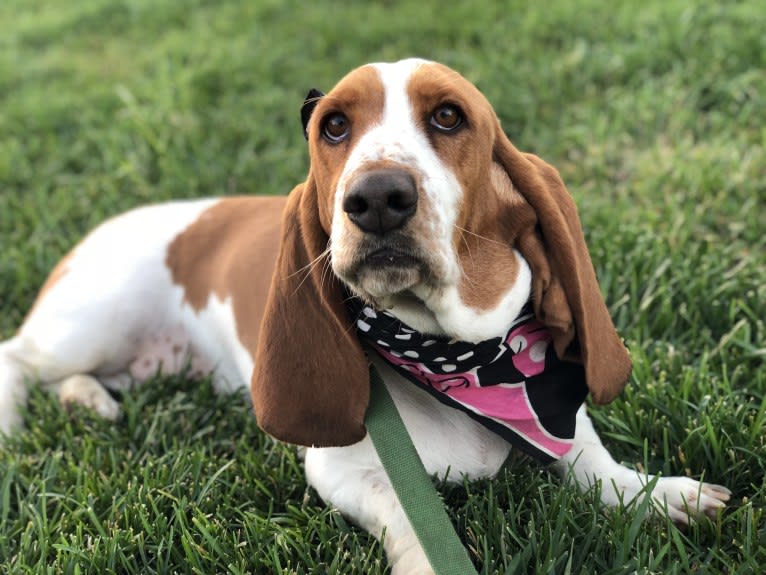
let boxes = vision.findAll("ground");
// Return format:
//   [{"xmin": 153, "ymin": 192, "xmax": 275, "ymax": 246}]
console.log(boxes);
[{"xmin": 0, "ymin": 0, "xmax": 764, "ymax": 572}]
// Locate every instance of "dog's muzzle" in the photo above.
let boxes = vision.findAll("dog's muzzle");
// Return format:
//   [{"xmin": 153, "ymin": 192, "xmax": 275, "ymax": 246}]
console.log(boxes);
[{"xmin": 342, "ymin": 168, "xmax": 418, "ymax": 235}]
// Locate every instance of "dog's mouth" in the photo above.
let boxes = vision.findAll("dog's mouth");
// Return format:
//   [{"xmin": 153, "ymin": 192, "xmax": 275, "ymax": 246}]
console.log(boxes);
[
  {"xmin": 364, "ymin": 247, "xmax": 421, "ymax": 268},
  {"xmin": 344, "ymin": 244, "xmax": 430, "ymax": 301}
]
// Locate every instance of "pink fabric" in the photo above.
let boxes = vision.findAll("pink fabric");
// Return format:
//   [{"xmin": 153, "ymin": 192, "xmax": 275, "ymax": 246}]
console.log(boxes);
[
  {"xmin": 373, "ymin": 321, "xmax": 574, "ymax": 459},
  {"xmin": 507, "ymin": 321, "xmax": 552, "ymax": 377}
]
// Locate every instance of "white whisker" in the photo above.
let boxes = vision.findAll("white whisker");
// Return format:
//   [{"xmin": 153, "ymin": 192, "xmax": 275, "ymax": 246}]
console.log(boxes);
[
  {"xmin": 291, "ymin": 245, "xmax": 332, "ymax": 296},
  {"xmin": 453, "ymin": 225, "xmax": 506, "ymax": 247}
]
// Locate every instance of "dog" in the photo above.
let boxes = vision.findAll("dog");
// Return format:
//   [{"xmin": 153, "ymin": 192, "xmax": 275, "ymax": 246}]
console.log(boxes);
[{"xmin": 0, "ymin": 59, "xmax": 730, "ymax": 574}]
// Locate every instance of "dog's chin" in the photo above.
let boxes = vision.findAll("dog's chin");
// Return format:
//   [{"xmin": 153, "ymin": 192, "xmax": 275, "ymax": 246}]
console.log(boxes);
[
  {"xmin": 354, "ymin": 265, "xmax": 423, "ymax": 301},
  {"xmin": 338, "ymin": 247, "xmax": 428, "ymax": 302}
]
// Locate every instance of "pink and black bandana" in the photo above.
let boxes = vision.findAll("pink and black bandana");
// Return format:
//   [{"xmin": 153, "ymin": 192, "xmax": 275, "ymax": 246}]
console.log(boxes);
[{"xmin": 347, "ymin": 298, "xmax": 588, "ymax": 463}]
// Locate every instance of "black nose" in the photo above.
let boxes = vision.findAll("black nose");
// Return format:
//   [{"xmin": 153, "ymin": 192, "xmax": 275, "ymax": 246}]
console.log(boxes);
[{"xmin": 342, "ymin": 169, "xmax": 418, "ymax": 235}]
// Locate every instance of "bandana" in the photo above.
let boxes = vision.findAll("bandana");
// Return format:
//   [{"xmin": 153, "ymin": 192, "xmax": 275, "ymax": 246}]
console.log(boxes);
[{"xmin": 347, "ymin": 298, "xmax": 588, "ymax": 463}]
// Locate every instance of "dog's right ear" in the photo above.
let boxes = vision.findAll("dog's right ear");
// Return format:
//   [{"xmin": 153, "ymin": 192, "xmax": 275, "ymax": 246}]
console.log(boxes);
[
  {"xmin": 251, "ymin": 181, "xmax": 369, "ymax": 447},
  {"xmin": 301, "ymin": 88, "xmax": 325, "ymax": 140}
]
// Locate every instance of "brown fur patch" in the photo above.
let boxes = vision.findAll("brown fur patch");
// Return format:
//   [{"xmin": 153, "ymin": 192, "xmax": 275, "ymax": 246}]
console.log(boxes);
[
  {"xmin": 305, "ymin": 65, "xmax": 386, "ymax": 230},
  {"xmin": 407, "ymin": 64, "xmax": 531, "ymax": 310},
  {"xmin": 493, "ymin": 128, "xmax": 632, "ymax": 403},
  {"xmin": 252, "ymin": 183, "xmax": 369, "ymax": 447},
  {"xmin": 456, "ymin": 230, "xmax": 519, "ymax": 310},
  {"xmin": 407, "ymin": 63, "xmax": 630, "ymax": 402},
  {"xmin": 456, "ymin": 166, "xmax": 540, "ymax": 310},
  {"xmin": 165, "ymin": 196, "xmax": 287, "ymax": 356}
]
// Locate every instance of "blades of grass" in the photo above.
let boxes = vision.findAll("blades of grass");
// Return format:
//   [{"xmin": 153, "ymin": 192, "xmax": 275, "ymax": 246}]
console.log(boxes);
[
  {"xmin": 0, "ymin": 460, "xmax": 15, "ymax": 525},
  {"xmin": 85, "ymin": 496, "xmax": 109, "ymax": 540},
  {"xmin": 668, "ymin": 524, "xmax": 691, "ymax": 573},
  {"xmin": 195, "ymin": 459, "xmax": 235, "ymax": 505},
  {"xmin": 191, "ymin": 514, "xmax": 227, "ymax": 562},
  {"xmin": 563, "ymin": 541, "xmax": 574, "ymax": 575},
  {"xmin": 615, "ymin": 475, "xmax": 659, "ymax": 565}
]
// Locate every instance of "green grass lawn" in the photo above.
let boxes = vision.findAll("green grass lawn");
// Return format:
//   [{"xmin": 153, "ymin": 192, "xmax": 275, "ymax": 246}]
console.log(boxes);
[{"xmin": 1, "ymin": 0, "xmax": 764, "ymax": 573}]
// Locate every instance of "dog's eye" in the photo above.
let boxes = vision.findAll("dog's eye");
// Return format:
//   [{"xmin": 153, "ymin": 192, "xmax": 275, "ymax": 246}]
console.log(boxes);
[
  {"xmin": 322, "ymin": 113, "xmax": 350, "ymax": 143},
  {"xmin": 430, "ymin": 104, "xmax": 463, "ymax": 133}
]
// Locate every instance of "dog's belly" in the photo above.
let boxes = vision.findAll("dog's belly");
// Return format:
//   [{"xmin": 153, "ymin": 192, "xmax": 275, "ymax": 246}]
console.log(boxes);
[
  {"xmin": 128, "ymin": 325, "xmax": 215, "ymax": 381},
  {"xmin": 126, "ymin": 309, "xmax": 254, "ymax": 394},
  {"xmin": 110, "ymin": 276, "xmax": 256, "ymax": 393},
  {"xmin": 168, "ymin": 294, "xmax": 255, "ymax": 393}
]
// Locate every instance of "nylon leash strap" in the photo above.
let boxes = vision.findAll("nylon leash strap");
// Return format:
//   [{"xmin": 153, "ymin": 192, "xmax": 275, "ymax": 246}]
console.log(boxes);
[{"xmin": 365, "ymin": 365, "xmax": 479, "ymax": 575}]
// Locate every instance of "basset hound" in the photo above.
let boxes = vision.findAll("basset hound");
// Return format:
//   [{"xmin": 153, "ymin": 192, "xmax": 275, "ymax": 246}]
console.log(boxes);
[{"xmin": 0, "ymin": 59, "xmax": 730, "ymax": 574}]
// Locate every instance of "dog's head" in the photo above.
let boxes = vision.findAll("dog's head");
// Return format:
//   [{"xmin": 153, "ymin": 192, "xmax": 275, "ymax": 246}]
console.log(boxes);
[{"xmin": 253, "ymin": 59, "xmax": 631, "ymax": 447}]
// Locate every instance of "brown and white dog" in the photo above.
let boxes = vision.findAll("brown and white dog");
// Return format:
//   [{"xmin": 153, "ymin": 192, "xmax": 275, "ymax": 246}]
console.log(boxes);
[{"xmin": 0, "ymin": 59, "xmax": 729, "ymax": 573}]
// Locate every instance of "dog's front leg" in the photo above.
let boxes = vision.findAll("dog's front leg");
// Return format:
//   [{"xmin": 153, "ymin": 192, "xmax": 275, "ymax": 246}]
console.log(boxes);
[
  {"xmin": 552, "ymin": 405, "xmax": 731, "ymax": 524},
  {"xmin": 305, "ymin": 438, "xmax": 434, "ymax": 575}
]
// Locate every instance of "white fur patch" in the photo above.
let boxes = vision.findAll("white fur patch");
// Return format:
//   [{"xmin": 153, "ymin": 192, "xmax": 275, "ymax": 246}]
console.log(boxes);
[
  {"xmin": 330, "ymin": 58, "xmax": 462, "ymax": 291},
  {"xmin": 172, "ymin": 292, "xmax": 253, "ymax": 393},
  {"xmin": 58, "ymin": 374, "xmax": 121, "ymax": 420},
  {"xmin": 417, "ymin": 251, "xmax": 532, "ymax": 342}
]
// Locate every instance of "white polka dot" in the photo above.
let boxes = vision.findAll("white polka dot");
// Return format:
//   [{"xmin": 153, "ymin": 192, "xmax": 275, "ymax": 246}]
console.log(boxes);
[
  {"xmin": 509, "ymin": 335, "xmax": 527, "ymax": 353},
  {"xmin": 457, "ymin": 351, "xmax": 474, "ymax": 361},
  {"xmin": 391, "ymin": 351, "xmax": 402, "ymax": 358},
  {"xmin": 529, "ymin": 341, "xmax": 548, "ymax": 362},
  {"xmin": 434, "ymin": 357, "xmax": 446, "ymax": 362},
  {"xmin": 442, "ymin": 364, "xmax": 457, "ymax": 372},
  {"xmin": 395, "ymin": 333, "xmax": 412, "ymax": 340},
  {"xmin": 422, "ymin": 340, "xmax": 436, "ymax": 347},
  {"xmin": 376, "ymin": 340, "xmax": 390, "ymax": 347},
  {"xmin": 404, "ymin": 350, "xmax": 419, "ymax": 358},
  {"xmin": 357, "ymin": 319, "xmax": 371, "ymax": 332},
  {"xmin": 362, "ymin": 307, "xmax": 377, "ymax": 318}
]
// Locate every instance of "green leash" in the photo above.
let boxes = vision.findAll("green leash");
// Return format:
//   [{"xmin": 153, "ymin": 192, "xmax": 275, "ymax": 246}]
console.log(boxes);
[{"xmin": 365, "ymin": 366, "xmax": 479, "ymax": 575}]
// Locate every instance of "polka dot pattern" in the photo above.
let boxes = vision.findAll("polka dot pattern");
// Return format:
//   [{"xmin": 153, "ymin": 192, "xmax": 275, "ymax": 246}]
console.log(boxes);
[{"xmin": 346, "ymin": 297, "xmax": 589, "ymax": 464}]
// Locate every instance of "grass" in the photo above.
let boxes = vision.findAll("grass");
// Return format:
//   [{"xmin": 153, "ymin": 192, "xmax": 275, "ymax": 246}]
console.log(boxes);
[{"xmin": 0, "ymin": 0, "xmax": 764, "ymax": 572}]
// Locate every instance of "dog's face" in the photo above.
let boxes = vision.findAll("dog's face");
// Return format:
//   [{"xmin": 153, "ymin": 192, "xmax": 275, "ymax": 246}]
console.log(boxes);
[
  {"xmin": 253, "ymin": 59, "xmax": 632, "ymax": 447},
  {"xmin": 303, "ymin": 59, "xmax": 533, "ymax": 340}
]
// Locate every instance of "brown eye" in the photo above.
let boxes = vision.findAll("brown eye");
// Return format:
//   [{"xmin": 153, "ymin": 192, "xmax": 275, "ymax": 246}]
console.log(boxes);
[
  {"xmin": 430, "ymin": 104, "xmax": 463, "ymax": 132},
  {"xmin": 322, "ymin": 113, "xmax": 350, "ymax": 143}
]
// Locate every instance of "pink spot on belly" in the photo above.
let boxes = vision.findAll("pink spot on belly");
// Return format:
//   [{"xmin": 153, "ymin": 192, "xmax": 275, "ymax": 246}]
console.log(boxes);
[{"xmin": 130, "ymin": 326, "xmax": 213, "ymax": 381}]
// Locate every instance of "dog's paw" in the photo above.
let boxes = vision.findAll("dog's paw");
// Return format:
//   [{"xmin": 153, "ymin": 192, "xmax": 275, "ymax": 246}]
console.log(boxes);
[
  {"xmin": 651, "ymin": 476, "xmax": 731, "ymax": 525},
  {"xmin": 391, "ymin": 559, "xmax": 435, "ymax": 575},
  {"xmin": 388, "ymin": 536, "xmax": 434, "ymax": 575},
  {"xmin": 58, "ymin": 374, "xmax": 121, "ymax": 421},
  {"xmin": 0, "ymin": 404, "xmax": 23, "ymax": 439}
]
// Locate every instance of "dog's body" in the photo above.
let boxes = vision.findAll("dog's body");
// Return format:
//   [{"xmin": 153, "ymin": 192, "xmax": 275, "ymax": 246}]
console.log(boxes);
[{"xmin": 0, "ymin": 59, "xmax": 729, "ymax": 573}]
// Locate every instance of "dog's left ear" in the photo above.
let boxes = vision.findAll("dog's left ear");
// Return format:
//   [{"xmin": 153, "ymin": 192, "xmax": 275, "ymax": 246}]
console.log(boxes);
[
  {"xmin": 301, "ymin": 88, "xmax": 325, "ymax": 140},
  {"xmin": 492, "ymin": 123, "xmax": 631, "ymax": 404}
]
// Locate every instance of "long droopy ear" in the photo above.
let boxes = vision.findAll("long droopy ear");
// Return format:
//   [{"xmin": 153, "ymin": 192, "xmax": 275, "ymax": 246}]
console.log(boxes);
[
  {"xmin": 493, "ymin": 125, "xmax": 631, "ymax": 404},
  {"xmin": 251, "ymin": 181, "xmax": 369, "ymax": 446}
]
